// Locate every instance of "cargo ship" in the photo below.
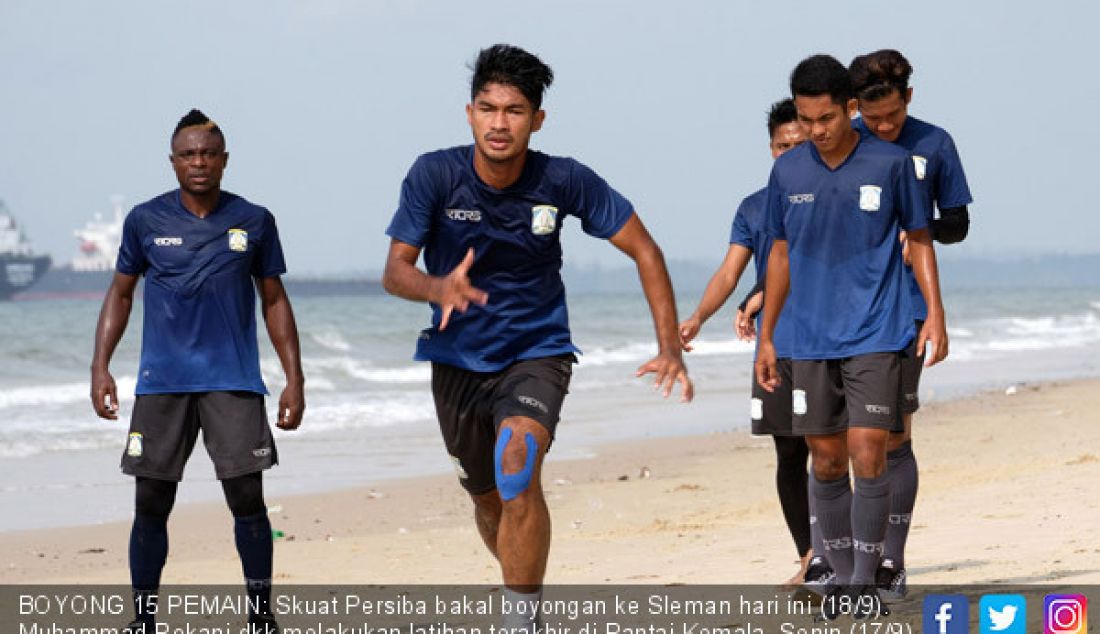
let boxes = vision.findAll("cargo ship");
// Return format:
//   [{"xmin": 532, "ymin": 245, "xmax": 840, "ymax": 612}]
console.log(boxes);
[{"xmin": 0, "ymin": 200, "xmax": 52, "ymax": 300}]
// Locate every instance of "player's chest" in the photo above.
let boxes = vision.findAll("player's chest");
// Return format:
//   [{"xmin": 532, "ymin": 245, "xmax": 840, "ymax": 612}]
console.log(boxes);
[
  {"xmin": 142, "ymin": 216, "xmax": 259, "ymax": 272},
  {"xmin": 436, "ymin": 184, "xmax": 564, "ymax": 246},
  {"xmin": 782, "ymin": 170, "xmax": 897, "ymax": 229}
]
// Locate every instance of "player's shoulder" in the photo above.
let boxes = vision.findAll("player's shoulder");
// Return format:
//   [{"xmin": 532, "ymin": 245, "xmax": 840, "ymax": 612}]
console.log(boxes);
[
  {"xmin": 901, "ymin": 116, "xmax": 956, "ymax": 149},
  {"xmin": 740, "ymin": 186, "xmax": 769, "ymax": 210},
  {"xmin": 413, "ymin": 145, "xmax": 470, "ymax": 171},
  {"xmin": 772, "ymin": 141, "xmax": 813, "ymax": 173},
  {"xmin": 220, "ymin": 191, "xmax": 273, "ymax": 220},
  {"xmin": 126, "ymin": 191, "xmax": 176, "ymax": 225},
  {"xmin": 860, "ymin": 132, "xmax": 912, "ymax": 169}
]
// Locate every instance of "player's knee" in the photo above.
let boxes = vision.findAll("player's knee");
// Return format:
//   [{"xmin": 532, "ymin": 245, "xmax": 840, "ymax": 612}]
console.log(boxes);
[
  {"xmin": 494, "ymin": 426, "xmax": 539, "ymax": 502},
  {"xmin": 221, "ymin": 472, "xmax": 266, "ymax": 518},
  {"xmin": 848, "ymin": 447, "xmax": 887, "ymax": 479},
  {"xmin": 135, "ymin": 477, "xmax": 179, "ymax": 519},
  {"xmin": 810, "ymin": 453, "xmax": 848, "ymax": 480}
]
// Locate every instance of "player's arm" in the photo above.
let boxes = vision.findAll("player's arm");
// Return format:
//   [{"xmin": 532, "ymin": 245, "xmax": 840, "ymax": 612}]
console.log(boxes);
[
  {"xmin": 754, "ymin": 240, "xmax": 789, "ymax": 392},
  {"xmin": 257, "ymin": 276, "xmax": 304, "ymax": 430},
  {"xmin": 735, "ymin": 278, "xmax": 765, "ymax": 341},
  {"xmin": 931, "ymin": 206, "xmax": 969, "ymax": 244},
  {"xmin": 679, "ymin": 244, "xmax": 752, "ymax": 350},
  {"xmin": 382, "ymin": 239, "xmax": 487, "ymax": 331},
  {"xmin": 609, "ymin": 213, "xmax": 693, "ymax": 402},
  {"xmin": 907, "ymin": 229, "xmax": 948, "ymax": 366},
  {"xmin": 90, "ymin": 272, "xmax": 139, "ymax": 420}
]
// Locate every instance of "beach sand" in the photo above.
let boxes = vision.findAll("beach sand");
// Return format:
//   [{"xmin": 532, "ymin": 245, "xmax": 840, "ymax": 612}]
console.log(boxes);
[{"xmin": 3, "ymin": 377, "xmax": 1099, "ymax": 585}]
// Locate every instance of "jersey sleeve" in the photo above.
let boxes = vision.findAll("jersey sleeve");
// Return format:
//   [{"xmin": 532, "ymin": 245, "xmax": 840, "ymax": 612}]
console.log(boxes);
[
  {"xmin": 115, "ymin": 209, "xmax": 147, "ymax": 276},
  {"xmin": 252, "ymin": 210, "xmax": 288, "ymax": 278},
  {"xmin": 729, "ymin": 199, "xmax": 754, "ymax": 248},
  {"xmin": 386, "ymin": 154, "xmax": 443, "ymax": 247},
  {"xmin": 762, "ymin": 167, "xmax": 785, "ymax": 240},
  {"xmin": 934, "ymin": 132, "xmax": 974, "ymax": 209},
  {"xmin": 566, "ymin": 160, "xmax": 634, "ymax": 239},
  {"xmin": 897, "ymin": 154, "xmax": 931, "ymax": 233}
]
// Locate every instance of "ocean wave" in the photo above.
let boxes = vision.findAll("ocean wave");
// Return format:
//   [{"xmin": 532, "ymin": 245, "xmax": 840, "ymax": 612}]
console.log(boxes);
[
  {"xmin": 273, "ymin": 393, "xmax": 435, "ymax": 434},
  {"xmin": 0, "ymin": 376, "xmax": 137, "ymax": 410},
  {"xmin": 307, "ymin": 327, "xmax": 352, "ymax": 352},
  {"xmin": 263, "ymin": 356, "xmax": 429, "ymax": 385}
]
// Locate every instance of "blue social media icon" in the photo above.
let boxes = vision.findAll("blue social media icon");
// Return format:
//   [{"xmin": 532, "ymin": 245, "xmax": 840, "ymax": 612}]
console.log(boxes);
[
  {"xmin": 980, "ymin": 595, "xmax": 1026, "ymax": 634},
  {"xmin": 924, "ymin": 595, "xmax": 969, "ymax": 634}
]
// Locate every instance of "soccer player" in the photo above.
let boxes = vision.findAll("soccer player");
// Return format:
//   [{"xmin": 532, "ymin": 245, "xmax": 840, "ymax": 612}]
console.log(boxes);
[
  {"xmin": 91, "ymin": 109, "xmax": 304, "ymax": 634},
  {"xmin": 383, "ymin": 44, "xmax": 692, "ymax": 630},
  {"xmin": 849, "ymin": 48, "xmax": 973, "ymax": 598},
  {"xmin": 755, "ymin": 55, "xmax": 947, "ymax": 611},
  {"xmin": 678, "ymin": 99, "xmax": 812, "ymax": 586}
]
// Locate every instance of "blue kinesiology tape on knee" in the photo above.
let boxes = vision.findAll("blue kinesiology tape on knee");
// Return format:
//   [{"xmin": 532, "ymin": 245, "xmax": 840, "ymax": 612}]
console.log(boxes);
[{"xmin": 494, "ymin": 427, "xmax": 538, "ymax": 501}]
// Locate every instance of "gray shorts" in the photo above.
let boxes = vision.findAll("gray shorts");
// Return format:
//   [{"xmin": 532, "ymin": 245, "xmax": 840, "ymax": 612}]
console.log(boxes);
[
  {"xmin": 121, "ymin": 391, "xmax": 277, "ymax": 481},
  {"xmin": 750, "ymin": 357, "xmax": 795, "ymax": 436},
  {"xmin": 899, "ymin": 320, "xmax": 924, "ymax": 418},
  {"xmin": 791, "ymin": 352, "xmax": 902, "ymax": 436}
]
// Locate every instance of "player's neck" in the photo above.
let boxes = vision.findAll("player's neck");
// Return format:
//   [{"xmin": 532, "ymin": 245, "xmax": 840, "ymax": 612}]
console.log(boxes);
[
  {"xmin": 180, "ymin": 189, "xmax": 222, "ymax": 218},
  {"xmin": 818, "ymin": 129, "xmax": 860, "ymax": 170},
  {"xmin": 473, "ymin": 150, "xmax": 528, "ymax": 190}
]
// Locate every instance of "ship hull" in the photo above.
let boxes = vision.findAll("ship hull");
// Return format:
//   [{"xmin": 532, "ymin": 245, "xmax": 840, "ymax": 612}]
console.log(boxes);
[{"xmin": 0, "ymin": 255, "xmax": 52, "ymax": 300}]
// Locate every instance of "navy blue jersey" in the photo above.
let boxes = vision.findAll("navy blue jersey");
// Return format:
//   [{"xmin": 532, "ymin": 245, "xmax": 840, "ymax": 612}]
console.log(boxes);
[
  {"xmin": 116, "ymin": 190, "xmax": 286, "ymax": 394},
  {"xmin": 386, "ymin": 146, "xmax": 634, "ymax": 372},
  {"xmin": 856, "ymin": 116, "xmax": 972, "ymax": 320},
  {"xmin": 763, "ymin": 135, "xmax": 930, "ymax": 359},
  {"xmin": 729, "ymin": 187, "xmax": 794, "ymax": 358}
]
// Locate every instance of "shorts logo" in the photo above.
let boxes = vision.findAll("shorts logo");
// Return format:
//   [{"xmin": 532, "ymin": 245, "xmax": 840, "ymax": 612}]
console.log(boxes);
[
  {"xmin": 788, "ymin": 193, "xmax": 815, "ymax": 204},
  {"xmin": 792, "ymin": 390, "xmax": 808, "ymax": 416},
  {"xmin": 750, "ymin": 398, "xmax": 763, "ymax": 421},
  {"xmin": 449, "ymin": 455, "xmax": 468, "ymax": 479},
  {"xmin": 252, "ymin": 447, "xmax": 272, "ymax": 458},
  {"xmin": 866, "ymin": 403, "xmax": 891, "ymax": 415},
  {"xmin": 153, "ymin": 237, "xmax": 183, "ymax": 246},
  {"xmin": 859, "ymin": 185, "xmax": 882, "ymax": 212},
  {"xmin": 518, "ymin": 395, "xmax": 549, "ymax": 414},
  {"xmin": 227, "ymin": 228, "xmax": 248, "ymax": 252},
  {"xmin": 445, "ymin": 208, "xmax": 481, "ymax": 222},
  {"xmin": 531, "ymin": 205, "xmax": 558, "ymax": 235},
  {"xmin": 912, "ymin": 155, "xmax": 928, "ymax": 180},
  {"xmin": 127, "ymin": 432, "xmax": 143, "ymax": 457},
  {"xmin": 904, "ymin": 392, "xmax": 918, "ymax": 402}
]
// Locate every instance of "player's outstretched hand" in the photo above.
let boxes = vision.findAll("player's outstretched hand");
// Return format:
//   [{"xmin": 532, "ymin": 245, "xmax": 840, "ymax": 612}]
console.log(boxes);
[
  {"xmin": 277, "ymin": 380, "xmax": 305, "ymax": 430},
  {"xmin": 754, "ymin": 341, "xmax": 780, "ymax": 392},
  {"xmin": 917, "ymin": 316, "xmax": 949, "ymax": 367},
  {"xmin": 678, "ymin": 316, "xmax": 702, "ymax": 352},
  {"xmin": 636, "ymin": 352, "xmax": 694, "ymax": 402},
  {"xmin": 91, "ymin": 368, "xmax": 119, "ymax": 420},
  {"xmin": 433, "ymin": 248, "xmax": 489, "ymax": 330}
]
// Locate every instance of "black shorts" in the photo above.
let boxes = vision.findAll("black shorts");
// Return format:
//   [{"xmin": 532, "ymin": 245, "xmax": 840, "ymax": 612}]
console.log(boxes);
[
  {"xmin": 898, "ymin": 320, "xmax": 925, "ymax": 418},
  {"xmin": 791, "ymin": 352, "xmax": 902, "ymax": 436},
  {"xmin": 431, "ymin": 355, "xmax": 573, "ymax": 495},
  {"xmin": 121, "ymin": 391, "xmax": 277, "ymax": 481},
  {"xmin": 751, "ymin": 357, "xmax": 795, "ymax": 436}
]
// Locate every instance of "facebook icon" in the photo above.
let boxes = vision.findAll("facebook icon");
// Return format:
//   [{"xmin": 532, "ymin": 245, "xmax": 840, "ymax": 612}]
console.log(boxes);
[{"xmin": 924, "ymin": 595, "xmax": 970, "ymax": 634}]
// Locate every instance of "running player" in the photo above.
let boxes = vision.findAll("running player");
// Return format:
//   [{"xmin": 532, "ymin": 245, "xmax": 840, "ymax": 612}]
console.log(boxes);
[
  {"xmin": 755, "ymin": 55, "xmax": 947, "ymax": 613},
  {"xmin": 678, "ymin": 99, "xmax": 811, "ymax": 586},
  {"xmin": 91, "ymin": 109, "xmax": 304, "ymax": 634},
  {"xmin": 849, "ymin": 48, "xmax": 973, "ymax": 598},
  {"xmin": 382, "ymin": 44, "xmax": 692, "ymax": 630}
]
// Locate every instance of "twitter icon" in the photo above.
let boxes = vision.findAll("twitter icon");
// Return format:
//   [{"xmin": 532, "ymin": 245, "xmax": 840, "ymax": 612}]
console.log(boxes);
[{"xmin": 980, "ymin": 595, "xmax": 1026, "ymax": 634}]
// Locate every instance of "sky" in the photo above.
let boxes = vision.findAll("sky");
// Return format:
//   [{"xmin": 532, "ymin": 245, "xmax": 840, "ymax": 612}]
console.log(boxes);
[{"xmin": 1, "ymin": 1, "xmax": 1098, "ymax": 274}]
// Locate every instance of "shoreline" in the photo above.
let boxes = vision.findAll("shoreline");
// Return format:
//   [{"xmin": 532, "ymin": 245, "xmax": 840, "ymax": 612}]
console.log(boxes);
[{"xmin": 4, "ymin": 377, "xmax": 1100, "ymax": 584}]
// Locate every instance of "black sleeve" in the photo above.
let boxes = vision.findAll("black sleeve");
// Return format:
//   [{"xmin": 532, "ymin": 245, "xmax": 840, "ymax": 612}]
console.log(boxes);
[
  {"xmin": 931, "ymin": 205, "xmax": 969, "ymax": 244},
  {"xmin": 737, "ymin": 278, "xmax": 765, "ymax": 313}
]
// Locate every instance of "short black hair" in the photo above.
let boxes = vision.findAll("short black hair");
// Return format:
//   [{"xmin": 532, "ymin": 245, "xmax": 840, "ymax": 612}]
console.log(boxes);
[
  {"xmin": 849, "ymin": 49, "xmax": 913, "ymax": 102},
  {"xmin": 171, "ymin": 108, "xmax": 224, "ymax": 144},
  {"xmin": 790, "ymin": 55, "xmax": 853, "ymax": 105},
  {"xmin": 767, "ymin": 99, "xmax": 798, "ymax": 138},
  {"xmin": 470, "ymin": 44, "xmax": 554, "ymax": 110}
]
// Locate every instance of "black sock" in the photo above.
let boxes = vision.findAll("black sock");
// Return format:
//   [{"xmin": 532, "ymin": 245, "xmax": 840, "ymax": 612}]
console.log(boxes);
[
  {"xmin": 810, "ymin": 472, "xmax": 853, "ymax": 583},
  {"xmin": 773, "ymin": 436, "xmax": 812, "ymax": 557},
  {"xmin": 129, "ymin": 512, "xmax": 168, "ymax": 618},
  {"xmin": 851, "ymin": 474, "xmax": 890, "ymax": 585},
  {"xmin": 884, "ymin": 441, "xmax": 918, "ymax": 568},
  {"xmin": 234, "ymin": 512, "xmax": 273, "ymax": 616}
]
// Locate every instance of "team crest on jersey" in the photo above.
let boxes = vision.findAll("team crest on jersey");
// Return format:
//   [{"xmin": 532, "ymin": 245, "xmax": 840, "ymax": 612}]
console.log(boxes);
[
  {"xmin": 859, "ymin": 185, "xmax": 882, "ymax": 212},
  {"xmin": 531, "ymin": 205, "xmax": 558, "ymax": 235},
  {"xmin": 127, "ymin": 432, "xmax": 144, "ymax": 457},
  {"xmin": 912, "ymin": 155, "xmax": 928, "ymax": 180},
  {"xmin": 227, "ymin": 228, "xmax": 248, "ymax": 252}
]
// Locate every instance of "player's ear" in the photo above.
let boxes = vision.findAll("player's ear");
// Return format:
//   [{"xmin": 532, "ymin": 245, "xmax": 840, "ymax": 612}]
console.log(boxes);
[
  {"xmin": 845, "ymin": 98, "xmax": 858, "ymax": 119},
  {"xmin": 466, "ymin": 103, "xmax": 474, "ymax": 127},
  {"xmin": 904, "ymin": 87, "xmax": 913, "ymax": 105},
  {"xmin": 532, "ymin": 109, "xmax": 545, "ymax": 133}
]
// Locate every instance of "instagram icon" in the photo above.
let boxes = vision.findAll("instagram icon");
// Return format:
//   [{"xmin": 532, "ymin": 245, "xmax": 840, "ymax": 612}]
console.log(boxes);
[{"xmin": 1044, "ymin": 594, "xmax": 1087, "ymax": 634}]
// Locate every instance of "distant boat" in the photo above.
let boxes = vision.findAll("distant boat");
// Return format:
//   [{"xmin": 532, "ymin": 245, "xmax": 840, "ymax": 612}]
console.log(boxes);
[
  {"xmin": 0, "ymin": 200, "xmax": 52, "ymax": 301},
  {"xmin": 17, "ymin": 196, "xmax": 383, "ymax": 300}
]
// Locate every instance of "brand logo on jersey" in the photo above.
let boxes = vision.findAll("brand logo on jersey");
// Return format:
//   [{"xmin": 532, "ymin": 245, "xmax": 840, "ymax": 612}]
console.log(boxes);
[
  {"xmin": 153, "ymin": 237, "xmax": 183, "ymax": 246},
  {"xmin": 859, "ymin": 185, "xmax": 882, "ymax": 212},
  {"xmin": 792, "ymin": 389, "xmax": 808, "ymax": 416},
  {"xmin": 788, "ymin": 193, "xmax": 815, "ymax": 204},
  {"xmin": 227, "ymin": 228, "xmax": 248, "ymax": 252},
  {"xmin": 127, "ymin": 432, "xmax": 144, "ymax": 457},
  {"xmin": 531, "ymin": 205, "xmax": 558, "ymax": 235},
  {"xmin": 913, "ymin": 155, "xmax": 928, "ymax": 180},
  {"xmin": 445, "ymin": 208, "xmax": 482, "ymax": 222}
]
